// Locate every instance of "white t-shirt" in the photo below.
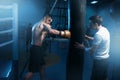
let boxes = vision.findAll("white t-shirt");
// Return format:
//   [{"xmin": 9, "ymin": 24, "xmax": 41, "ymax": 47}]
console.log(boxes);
[{"xmin": 92, "ymin": 27, "xmax": 110, "ymax": 60}]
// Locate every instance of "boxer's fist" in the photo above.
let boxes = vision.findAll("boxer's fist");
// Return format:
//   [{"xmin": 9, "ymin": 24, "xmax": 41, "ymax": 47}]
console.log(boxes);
[
  {"xmin": 59, "ymin": 30, "xmax": 71, "ymax": 38},
  {"xmin": 64, "ymin": 30, "xmax": 71, "ymax": 38}
]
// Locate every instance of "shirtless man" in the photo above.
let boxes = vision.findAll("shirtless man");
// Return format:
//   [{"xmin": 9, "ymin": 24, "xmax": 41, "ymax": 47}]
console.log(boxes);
[{"xmin": 25, "ymin": 14, "xmax": 60, "ymax": 80}]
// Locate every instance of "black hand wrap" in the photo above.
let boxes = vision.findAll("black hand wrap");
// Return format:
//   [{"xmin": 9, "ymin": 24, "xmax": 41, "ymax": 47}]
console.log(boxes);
[{"xmin": 59, "ymin": 31, "xmax": 61, "ymax": 36}]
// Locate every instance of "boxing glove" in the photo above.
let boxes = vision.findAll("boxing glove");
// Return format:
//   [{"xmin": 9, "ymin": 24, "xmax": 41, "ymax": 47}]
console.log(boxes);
[{"xmin": 59, "ymin": 30, "xmax": 71, "ymax": 38}]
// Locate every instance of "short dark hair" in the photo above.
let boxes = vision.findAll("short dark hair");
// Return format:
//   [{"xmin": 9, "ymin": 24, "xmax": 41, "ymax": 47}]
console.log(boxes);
[
  {"xmin": 44, "ymin": 14, "xmax": 52, "ymax": 18},
  {"xmin": 89, "ymin": 15, "xmax": 103, "ymax": 26}
]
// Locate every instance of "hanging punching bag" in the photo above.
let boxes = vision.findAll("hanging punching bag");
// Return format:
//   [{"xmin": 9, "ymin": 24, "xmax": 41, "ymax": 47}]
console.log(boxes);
[{"xmin": 66, "ymin": 0, "xmax": 86, "ymax": 80}]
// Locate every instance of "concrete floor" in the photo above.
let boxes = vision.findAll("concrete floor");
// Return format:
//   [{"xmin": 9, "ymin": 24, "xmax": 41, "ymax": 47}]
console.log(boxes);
[{"xmin": 18, "ymin": 38, "xmax": 118, "ymax": 80}]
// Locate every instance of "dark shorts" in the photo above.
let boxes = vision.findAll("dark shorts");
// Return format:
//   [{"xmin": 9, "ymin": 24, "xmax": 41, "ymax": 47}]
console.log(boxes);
[
  {"xmin": 91, "ymin": 58, "xmax": 109, "ymax": 80},
  {"xmin": 29, "ymin": 45, "xmax": 46, "ymax": 72}
]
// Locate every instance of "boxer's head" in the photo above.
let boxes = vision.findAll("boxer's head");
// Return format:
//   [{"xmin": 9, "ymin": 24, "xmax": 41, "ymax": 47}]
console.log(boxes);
[{"xmin": 44, "ymin": 14, "xmax": 52, "ymax": 24}]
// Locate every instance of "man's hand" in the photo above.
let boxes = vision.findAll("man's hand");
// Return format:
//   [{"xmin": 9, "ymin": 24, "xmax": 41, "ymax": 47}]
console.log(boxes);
[{"xmin": 74, "ymin": 42, "xmax": 85, "ymax": 49}]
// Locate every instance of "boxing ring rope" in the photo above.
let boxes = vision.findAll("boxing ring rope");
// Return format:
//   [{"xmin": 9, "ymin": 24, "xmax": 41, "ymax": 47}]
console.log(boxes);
[{"xmin": 0, "ymin": 4, "xmax": 18, "ymax": 60}]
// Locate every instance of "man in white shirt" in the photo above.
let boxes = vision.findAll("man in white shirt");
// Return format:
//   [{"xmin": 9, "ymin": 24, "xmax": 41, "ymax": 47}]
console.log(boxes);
[{"xmin": 75, "ymin": 15, "xmax": 110, "ymax": 80}]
